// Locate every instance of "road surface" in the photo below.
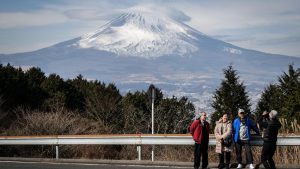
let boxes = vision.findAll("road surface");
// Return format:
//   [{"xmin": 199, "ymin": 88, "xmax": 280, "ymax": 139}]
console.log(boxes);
[
  {"xmin": 0, "ymin": 161, "xmax": 191, "ymax": 169},
  {"xmin": 0, "ymin": 160, "xmax": 298, "ymax": 169}
]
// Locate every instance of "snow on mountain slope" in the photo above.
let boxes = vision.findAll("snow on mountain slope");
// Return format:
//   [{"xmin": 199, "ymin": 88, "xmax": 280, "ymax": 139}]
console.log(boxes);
[{"xmin": 76, "ymin": 11, "xmax": 205, "ymax": 58}]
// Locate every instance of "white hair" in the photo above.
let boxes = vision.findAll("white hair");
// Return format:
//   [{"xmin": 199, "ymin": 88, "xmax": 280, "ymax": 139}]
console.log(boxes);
[
  {"xmin": 200, "ymin": 112, "xmax": 207, "ymax": 117},
  {"xmin": 269, "ymin": 110, "xmax": 278, "ymax": 119}
]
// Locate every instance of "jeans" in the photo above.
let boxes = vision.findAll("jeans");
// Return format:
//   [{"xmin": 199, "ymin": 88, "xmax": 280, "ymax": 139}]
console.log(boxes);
[
  {"xmin": 235, "ymin": 140, "xmax": 253, "ymax": 164},
  {"xmin": 194, "ymin": 142, "xmax": 208, "ymax": 169}
]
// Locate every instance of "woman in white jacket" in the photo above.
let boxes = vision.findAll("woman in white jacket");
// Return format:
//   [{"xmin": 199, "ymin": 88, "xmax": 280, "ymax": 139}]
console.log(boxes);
[{"xmin": 214, "ymin": 114, "xmax": 233, "ymax": 169}]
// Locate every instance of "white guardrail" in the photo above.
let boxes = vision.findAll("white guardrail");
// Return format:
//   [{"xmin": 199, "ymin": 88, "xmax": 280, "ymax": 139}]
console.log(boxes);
[{"xmin": 0, "ymin": 134, "xmax": 299, "ymax": 160}]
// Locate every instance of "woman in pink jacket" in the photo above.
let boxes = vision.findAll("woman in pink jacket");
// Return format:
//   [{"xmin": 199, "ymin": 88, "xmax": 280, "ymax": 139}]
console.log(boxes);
[{"xmin": 214, "ymin": 114, "xmax": 233, "ymax": 169}]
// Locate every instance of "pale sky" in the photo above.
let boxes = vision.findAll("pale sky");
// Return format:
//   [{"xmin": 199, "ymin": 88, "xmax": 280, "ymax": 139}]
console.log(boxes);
[{"xmin": 0, "ymin": 0, "xmax": 300, "ymax": 57}]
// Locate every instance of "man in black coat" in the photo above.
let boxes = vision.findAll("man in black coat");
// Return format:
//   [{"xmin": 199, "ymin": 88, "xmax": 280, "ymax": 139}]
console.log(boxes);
[{"xmin": 258, "ymin": 110, "xmax": 282, "ymax": 169}]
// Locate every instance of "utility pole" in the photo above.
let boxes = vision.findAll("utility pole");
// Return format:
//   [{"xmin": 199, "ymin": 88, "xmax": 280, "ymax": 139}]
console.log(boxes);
[{"xmin": 151, "ymin": 87, "xmax": 155, "ymax": 161}]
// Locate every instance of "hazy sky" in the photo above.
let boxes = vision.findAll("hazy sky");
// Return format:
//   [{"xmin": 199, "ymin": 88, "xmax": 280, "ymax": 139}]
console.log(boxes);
[{"xmin": 0, "ymin": 0, "xmax": 300, "ymax": 57}]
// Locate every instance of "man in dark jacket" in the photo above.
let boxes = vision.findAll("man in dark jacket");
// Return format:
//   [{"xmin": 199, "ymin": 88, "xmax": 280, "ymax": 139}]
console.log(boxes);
[
  {"xmin": 258, "ymin": 110, "xmax": 282, "ymax": 169},
  {"xmin": 232, "ymin": 109, "xmax": 260, "ymax": 169},
  {"xmin": 189, "ymin": 112, "xmax": 210, "ymax": 169}
]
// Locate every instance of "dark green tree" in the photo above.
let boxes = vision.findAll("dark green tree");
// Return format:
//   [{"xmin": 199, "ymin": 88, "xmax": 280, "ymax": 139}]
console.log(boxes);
[
  {"xmin": 255, "ymin": 64, "xmax": 300, "ymax": 128},
  {"xmin": 0, "ymin": 65, "xmax": 47, "ymax": 128},
  {"xmin": 211, "ymin": 65, "xmax": 251, "ymax": 129},
  {"xmin": 40, "ymin": 73, "xmax": 66, "ymax": 110},
  {"xmin": 65, "ymin": 79, "xmax": 85, "ymax": 112},
  {"xmin": 121, "ymin": 91, "xmax": 150, "ymax": 134},
  {"xmin": 25, "ymin": 67, "xmax": 45, "ymax": 87},
  {"xmin": 278, "ymin": 65, "xmax": 300, "ymax": 119},
  {"xmin": 85, "ymin": 82, "xmax": 123, "ymax": 133},
  {"xmin": 255, "ymin": 84, "xmax": 283, "ymax": 116},
  {"xmin": 24, "ymin": 67, "xmax": 47, "ymax": 108},
  {"xmin": 66, "ymin": 74, "xmax": 91, "ymax": 113},
  {"xmin": 0, "ymin": 64, "xmax": 27, "ymax": 111}
]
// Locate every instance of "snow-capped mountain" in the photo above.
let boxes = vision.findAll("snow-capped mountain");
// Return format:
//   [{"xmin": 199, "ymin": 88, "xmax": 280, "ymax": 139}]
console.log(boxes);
[
  {"xmin": 75, "ymin": 11, "xmax": 247, "ymax": 59},
  {"xmin": 1, "ymin": 10, "xmax": 300, "ymax": 114},
  {"xmin": 77, "ymin": 11, "xmax": 199, "ymax": 58}
]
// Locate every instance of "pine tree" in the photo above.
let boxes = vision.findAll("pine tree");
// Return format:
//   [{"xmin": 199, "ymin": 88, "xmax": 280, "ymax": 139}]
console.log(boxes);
[
  {"xmin": 278, "ymin": 65, "xmax": 300, "ymax": 119},
  {"xmin": 211, "ymin": 65, "xmax": 251, "ymax": 128},
  {"xmin": 255, "ymin": 84, "xmax": 283, "ymax": 116},
  {"xmin": 255, "ymin": 64, "xmax": 300, "ymax": 123},
  {"xmin": 25, "ymin": 67, "xmax": 47, "ymax": 108}
]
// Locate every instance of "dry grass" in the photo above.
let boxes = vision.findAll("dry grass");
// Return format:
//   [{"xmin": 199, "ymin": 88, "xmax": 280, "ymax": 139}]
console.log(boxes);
[
  {"xmin": 115, "ymin": 145, "xmax": 300, "ymax": 165},
  {"xmin": 6, "ymin": 108, "xmax": 111, "ymax": 136},
  {"xmin": 0, "ymin": 108, "xmax": 116, "ymax": 158},
  {"xmin": 0, "ymin": 108, "xmax": 299, "ymax": 165},
  {"xmin": 279, "ymin": 118, "xmax": 300, "ymax": 134}
]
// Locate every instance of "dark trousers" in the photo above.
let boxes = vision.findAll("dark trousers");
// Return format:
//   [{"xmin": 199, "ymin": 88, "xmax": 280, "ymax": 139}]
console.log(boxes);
[
  {"xmin": 235, "ymin": 140, "xmax": 253, "ymax": 164},
  {"xmin": 194, "ymin": 142, "xmax": 208, "ymax": 169},
  {"xmin": 261, "ymin": 141, "xmax": 277, "ymax": 169},
  {"xmin": 218, "ymin": 152, "xmax": 231, "ymax": 168}
]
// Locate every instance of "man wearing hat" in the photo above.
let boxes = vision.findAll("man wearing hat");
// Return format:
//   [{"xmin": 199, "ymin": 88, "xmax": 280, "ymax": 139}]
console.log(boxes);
[
  {"xmin": 189, "ymin": 112, "xmax": 210, "ymax": 169},
  {"xmin": 232, "ymin": 108, "xmax": 260, "ymax": 169}
]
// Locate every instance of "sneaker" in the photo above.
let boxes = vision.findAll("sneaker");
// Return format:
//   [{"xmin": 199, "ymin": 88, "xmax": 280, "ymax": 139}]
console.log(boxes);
[
  {"xmin": 249, "ymin": 164, "xmax": 255, "ymax": 169},
  {"xmin": 237, "ymin": 163, "xmax": 242, "ymax": 168}
]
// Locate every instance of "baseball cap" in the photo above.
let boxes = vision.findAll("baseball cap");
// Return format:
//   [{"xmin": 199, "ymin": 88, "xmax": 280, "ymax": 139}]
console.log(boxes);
[{"xmin": 238, "ymin": 108, "xmax": 245, "ymax": 113}]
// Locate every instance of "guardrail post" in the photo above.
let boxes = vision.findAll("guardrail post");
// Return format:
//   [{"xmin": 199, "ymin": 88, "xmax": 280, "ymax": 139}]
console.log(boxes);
[
  {"xmin": 151, "ymin": 145, "xmax": 154, "ymax": 161},
  {"xmin": 137, "ymin": 145, "xmax": 141, "ymax": 160},
  {"xmin": 55, "ymin": 145, "xmax": 59, "ymax": 160}
]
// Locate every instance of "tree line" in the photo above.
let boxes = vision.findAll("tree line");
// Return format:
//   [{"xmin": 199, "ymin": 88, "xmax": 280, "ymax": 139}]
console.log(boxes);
[
  {"xmin": 0, "ymin": 64, "xmax": 194, "ymax": 135},
  {"xmin": 0, "ymin": 63, "xmax": 299, "ymax": 135}
]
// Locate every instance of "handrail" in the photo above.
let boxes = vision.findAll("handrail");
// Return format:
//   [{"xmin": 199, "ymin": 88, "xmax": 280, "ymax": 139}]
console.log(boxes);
[
  {"xmin": 0, "ymin": 134, "xmax": 299, "ymax": 146},
  {"xmin": 1, "ymin": 134, "xmax": 299, "ymax": 160}
]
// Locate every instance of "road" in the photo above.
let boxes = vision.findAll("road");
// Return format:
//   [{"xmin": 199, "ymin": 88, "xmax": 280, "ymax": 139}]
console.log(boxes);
[
  {"xmin": 0, "ymin": 161, "xmax": 298, "ymax": 169},
  {"xmin": 0, "ymin": 161, "xmax": 192, "ymax": 169}
]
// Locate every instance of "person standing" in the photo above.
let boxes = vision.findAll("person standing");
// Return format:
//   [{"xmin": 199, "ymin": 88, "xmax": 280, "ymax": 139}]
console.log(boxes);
[
  {"xmin": 214, "ymin": 114, "xmax": 233, "ymax": 169},
  {"xmin": 189, "ymin": 112, "xmax": 210, "ymax": 169},
  {"xmin": 233, "ymin": 109, "xmax": 260, "ymax": 169},
  {"xmin": 258, "ymin": 110, "xmax": 281, "ymax": 169}
]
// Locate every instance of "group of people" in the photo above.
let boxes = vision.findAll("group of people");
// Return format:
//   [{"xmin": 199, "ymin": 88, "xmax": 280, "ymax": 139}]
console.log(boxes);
[{"xmin": 189, "ymin": 109, "xmax": 282, "ymax": 169}]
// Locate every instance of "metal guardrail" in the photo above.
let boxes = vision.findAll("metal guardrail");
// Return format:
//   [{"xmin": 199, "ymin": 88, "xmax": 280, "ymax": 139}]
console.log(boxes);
[
  {"xmin": 0, "ymin": 134, "xmax": 299, "ymax": 160},
  {"xmin": 1, "ymin": 134, "xmax": 299, "ymax": 146}
]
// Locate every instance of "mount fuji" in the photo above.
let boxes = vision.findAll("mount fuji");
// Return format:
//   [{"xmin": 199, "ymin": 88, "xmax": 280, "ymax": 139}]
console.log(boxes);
[{"xmin": 1, "ymin": 10, "xmax": 300, "ymax": 112}]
